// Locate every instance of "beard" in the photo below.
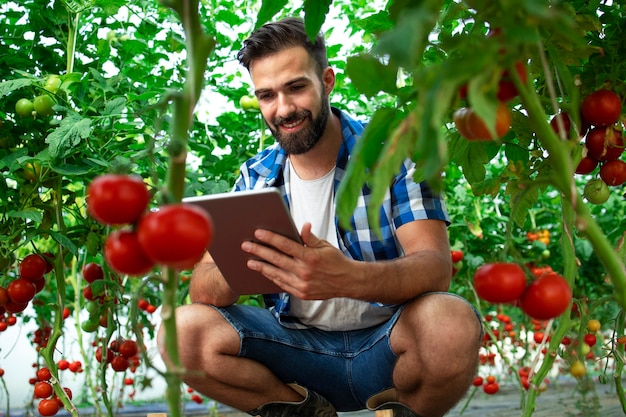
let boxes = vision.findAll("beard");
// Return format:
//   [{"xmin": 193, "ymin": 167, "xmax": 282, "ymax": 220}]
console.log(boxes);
[{"xmin": 267, "ymin": 95, "xmax": 330, "ymax": 155}]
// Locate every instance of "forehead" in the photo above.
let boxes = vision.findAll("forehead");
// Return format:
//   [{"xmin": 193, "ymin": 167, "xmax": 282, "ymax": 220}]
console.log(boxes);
[{"xmin": 249, "ymin": 46, "xmax": 318, "ymax": 90}]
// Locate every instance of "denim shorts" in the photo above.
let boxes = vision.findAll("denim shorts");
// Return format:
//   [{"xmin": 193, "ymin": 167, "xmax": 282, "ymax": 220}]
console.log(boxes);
[{"xmin": 212, "ymin": 293, "xmax": 481, "ymax": 412}]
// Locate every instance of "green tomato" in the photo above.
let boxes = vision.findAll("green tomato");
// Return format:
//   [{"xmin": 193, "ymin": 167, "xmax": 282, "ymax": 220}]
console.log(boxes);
[
  {"xmin": 239, "ymin": 95, "xmax": 260, "ymax": 111},
  {"xmin": 15, "ymin": 98, "xmax": 34, "ymax": 118},
  {"xmin": 81, "ymin": 318, "xmax": 100, "ymax": 333},
  {"xmin": 44, "ymin": 75, "xmax": 61, "ymax": 93},
  {"xmin": 33, "ymin": 95, "xmax": 56, "ymax": 117},
  {"xmin": 583, "ymin": 178, "xmax": 610, "ymax": 204}
]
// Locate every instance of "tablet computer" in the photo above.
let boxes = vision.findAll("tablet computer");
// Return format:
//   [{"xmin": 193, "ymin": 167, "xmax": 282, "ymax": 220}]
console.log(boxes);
[{"xmin": 184, "ymin": 187, "xmax": 302, "ymax": 295}]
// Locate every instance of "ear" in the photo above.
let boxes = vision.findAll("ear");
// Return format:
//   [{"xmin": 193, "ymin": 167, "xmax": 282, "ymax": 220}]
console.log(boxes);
[{"xmin": 322, "ymin": 67, "xmax": 335, "ymax": 95}]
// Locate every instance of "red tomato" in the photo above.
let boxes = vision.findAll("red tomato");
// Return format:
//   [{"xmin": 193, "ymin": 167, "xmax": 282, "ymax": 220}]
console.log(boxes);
[
  {"xmin": 520, "ymin": 272, "xmax": 572, "ymax": 320},
  {"xmin": 34, "ymin": 381, "xmax": 53, "ymax": 399},
  {"xmin": 599, "ymin": 159, "xmax": 626, "ymax": 186},
  {"xmin": 581, "ymin": 89, "xmax": 622, "ymax": 127},
  {"xmin": 472, "ymin": 376, "xmax": 484, "ymax": 386},
  {"xmin": 104, "ymin": 230, "xmax": 155, "ymax": 276},
  {"xmin": 38, "ymin": 399, "xmax": 60, "ymax": 416},
  {"xmin": 137, "ymin": 204, "xmax": 213, "ymax": 270},
  {"xmin": 57, "ymin": 359, "xmax": 70, "ymax": 370},
  {"xmin": 585, "ymin": 126, "xmax": 624, "ymax": 161},
  {"xmin": 19, "ymin": 254, "xmax": 48, "ymax": 281},
  {"xmin": 36, "ymin": 367, "xmax": 52, "ymax": 381},
  {"xmin": 111, "ymin": 355, "xmax": 130, "ymax": 372},
  {"xmin": 454, "ymin": 102, "xmax": 512, "ymax": 141},
  {"xmin": 483, "ymin": 382, "xmax": 499, "ymax": 395},
  {"xmin": 583, "ymin": 333, "xmax": 597, "ymax": 347},
  {"xmin": 87, "ymin": 174, "xmax": 150, "ymax": 225},
  {"xmin": 119, "ymin": 339, "xmax": 139, "ymax": 358},
  {"xmin": 82, "ymin": 262, "xmax": 104, "ymax": 283},
  {"xmin": 7, "ymin": 278, "xmax": 37, "ymax": 304},
  {"xmin": 473, "ymin": 262, "xmax": 527, "ymax": 304},
  {"xmin": 575, "ymin": 156, "xmax": 599, "ymax": 175},
  {"xmin": 497, "ymin": 61, "xmax": 528, "ymax": 102},
  {"xmin": 451, "ymin": 250, "xmax": 464, "ymax": 263}
]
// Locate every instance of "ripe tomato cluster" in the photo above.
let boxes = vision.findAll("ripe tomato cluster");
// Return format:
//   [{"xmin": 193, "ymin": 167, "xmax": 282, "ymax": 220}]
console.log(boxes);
[
  {"xmin": 557, "ymin": 89, "xmax": 625, "ymax": 204},
  {"xmin": 95, "ymin": 338, "xmax": 141, "ymax": 373},
  {"xmin": 473, "ymin": 262, "xmax": 572, "ymax": 321},
  {"xmin": 87, "ymin": 174, "xmax": 214, "ymax": 276},
  {"xmin": 31, "ymin": 367, "xmax": 73, "ymax": 417},
  {"xmin": 0, "ymin": 253, "xmax": 53, "ymax": 317}
]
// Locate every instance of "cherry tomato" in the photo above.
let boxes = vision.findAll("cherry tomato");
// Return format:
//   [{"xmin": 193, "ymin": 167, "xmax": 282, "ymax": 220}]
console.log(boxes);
[
  {"xmin": 451, "ymin": 250, "xmax": 464, "ymax": 263},
  {"xmin": 520, "ymin": 272, "xmax": 572, "ymax": 320},
  {"xmin": 119, "ymin": 339, "xmax": 139, "ymax": 359},
  {"xmin": 575, "ymin": 156, "xmax": 599, "ymax": 175},
  {"xmin": 496, "ymin": 61, "xmax": 527, "ymax": 102},
  {"xmin": 472, "ymin": 376, "xmax": 483, "ymax": 386},
  {"xmin": 583, "ymin": 333, "xmax": 597, "ymax": 347},
  {"xmin": 87, "ymin": 174, "xmax": 150, "ymax": 225},
  {"xmin": 581, "ymin": 89, "xmax": 622, "ymax": 127},
  {"xmin": 454, "ymin": 102, "xmax": 511, "ymax": 141},
  {"xmin": 7, "ymin": 278, "xmax": 37, "ymax": 304},
  {"xmin": 583, "ymin": 178, "xmax": 610, "ymax": 204},
  {"xmin": 33, "ymin": 95, "xmax": 56, "ymax": 117},
  {"xmin": 137, "ymin": 204, "xmax": 213, "ymax": 270},
  {"xmin": 36, "ymin": 367, "xmax": 52, "ymax": 381},
  {"xmin": 587, "ymin": 319, "xmax": 601, "ymax": 333},
  {"xmin": 585, "ymin": 126, "xmax": 624, "ymax": 161},
  {"xmin": 483, "ymin": 382, "xmax": 499, "ymax": 395},
  {"xmin": 82, "ymin": 262, "xmax": 104, "ymax": 283},
  {"xmin": 104, "ymin": 230, "xmax": 155, "ymax": 276},
  {"xmin": 570, "ymin": 360, "xmax": 586, "ymax": 378},
  {"xmin": 38, "ymin": 398, "xmax": 60, "ymax": 416},
  {"xmin": 15, "ymin": 98, "xmax": 34, "ymax": 118},
  {"xmin": 111, "ymin": 355, "xmax": 129, "ymax": 372},
  {"xmin": 473, "ymin": 262, "xmax": 527, "ymax": 304},
  {"xmin": 20, "ymin": 254, "xmax": 48, "ymax": 281},
  {"xmin": 34, "ymin": 381, "xmax": 53, "ymax": 399},
  {"xmin": 599, "ymin": 159, "xmax": 626, "ymax": 186}
]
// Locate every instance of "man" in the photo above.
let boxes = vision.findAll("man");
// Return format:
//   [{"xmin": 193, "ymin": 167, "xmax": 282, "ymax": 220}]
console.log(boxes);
[{"xmin": 160, "ymin": 17, "xmax": 482, "ymax": 417}]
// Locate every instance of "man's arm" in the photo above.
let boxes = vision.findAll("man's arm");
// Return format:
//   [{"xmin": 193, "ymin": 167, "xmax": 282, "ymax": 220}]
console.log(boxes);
[
  {"xmin": 241, "ymin": 219, "xmax": 452, "ymax": 305},
  {"xmin": 189, "ymin": 252, "xmax": 239, "ymax": 306}
]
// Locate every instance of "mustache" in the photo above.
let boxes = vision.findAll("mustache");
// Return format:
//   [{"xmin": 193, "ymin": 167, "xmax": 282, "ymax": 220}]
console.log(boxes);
[{"xmin": 273, "ymin": 110, "xmax": 311, "ymax": 126}]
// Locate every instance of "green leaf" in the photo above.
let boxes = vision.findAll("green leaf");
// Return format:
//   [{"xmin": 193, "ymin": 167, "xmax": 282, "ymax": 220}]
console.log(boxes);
[
  {"xmin": 94, "ymin": 0, "xmax": 126, "ymax": 16},
  {"xmin": 346, "ymin": 54, "xmax": 397, "ymax": 97},
  {"xmin": 0, "ymin": 78, "xmax": 34, "ymax": 97},
  {"xmin": 103, "ymin": 97, "xmax": 127, "ymax": 116},
  {"xmin": 7, "ymin": 208, "xmax": 43, "ymax": 223},
  {"xmin": 506, "ymin": 179, "xmax": 539, "ymax": 228},
  {"xmin": 336, "ymin": 108, "xmax": 398, "ymax": 229},
  {"xmin": 49, "ymin": 231, "xmax": 79, "ymax": 258},
  {"xmin": 46, "ymin": 116, "xmax": 93, "ymax": 159},
  {"xmin": 255, "ymin": 0, "xmax": 288, "ymax": 29},
  {"xmin": 303, "ymin": 0, "xmax": 331, "ymax": 41}
]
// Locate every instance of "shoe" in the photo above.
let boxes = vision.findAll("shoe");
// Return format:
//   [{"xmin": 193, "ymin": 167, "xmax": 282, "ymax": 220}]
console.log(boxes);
[
  {"xmin": 247, "ymin": 383, "xmax": 338, "ymax": 417},
  {"xmin": 366, "ymin": 388, "xmax": 422, "ymax": 417}
]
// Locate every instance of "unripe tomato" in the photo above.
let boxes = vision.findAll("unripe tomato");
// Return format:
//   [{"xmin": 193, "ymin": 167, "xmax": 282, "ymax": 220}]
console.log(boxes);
[
  {"xmin": 239, "ymin": 95, "xmax": 260, "ymax": 111},
  {"xmin": 583, "ymin": 178, "xmax": 610, "ymax": 204},
  {"xmin": 15, "ymin": 98, "xmax": 34, "ymax": 118},
  {"xmin": 33, "ymin": 95, "xmax": 56, "ymax": 117},
  {"xmin": 587, "ymin": 319, "xmax": 601, "ymax": 333},
  {"xmin": 44, "ymin": 75, "xmax": 62, "ymax": 94},
  {"xmin": 570, "ymin": 360, "xmax": 586, "ymax": 378}
]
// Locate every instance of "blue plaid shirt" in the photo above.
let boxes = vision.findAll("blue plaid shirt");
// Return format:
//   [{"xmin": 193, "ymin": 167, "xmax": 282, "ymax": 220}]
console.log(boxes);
[{"xmin": 233, "ymin": 108, "xmax": 449, "ymax": 328}]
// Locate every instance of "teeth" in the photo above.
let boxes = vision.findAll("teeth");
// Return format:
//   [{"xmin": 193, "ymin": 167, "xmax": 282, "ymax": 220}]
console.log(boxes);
[{"xmin": 282, "ymin": 118, "xmax": 303, "ymax": 128}]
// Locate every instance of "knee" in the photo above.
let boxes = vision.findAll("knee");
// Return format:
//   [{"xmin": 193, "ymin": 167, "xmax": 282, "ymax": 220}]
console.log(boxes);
[{"xmin": 396, "ymin": 293, "xmax": 482, "ymax": 352}]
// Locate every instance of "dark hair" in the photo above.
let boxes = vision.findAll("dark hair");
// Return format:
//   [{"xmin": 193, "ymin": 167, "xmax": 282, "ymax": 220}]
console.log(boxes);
[{"xmin": 237, "ymin": 17, "xmax": 328, "ymax": 76}]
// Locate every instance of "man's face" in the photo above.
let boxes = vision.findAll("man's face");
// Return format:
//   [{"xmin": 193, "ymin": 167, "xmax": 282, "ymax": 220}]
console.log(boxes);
[{"xmin": 249, "ymin": 46, "xmax": 331, "ymax": 155}]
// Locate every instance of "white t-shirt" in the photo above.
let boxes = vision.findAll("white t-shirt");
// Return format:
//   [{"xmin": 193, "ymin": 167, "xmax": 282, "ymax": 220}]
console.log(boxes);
[{"xmin": 287, "ymin": 160, "xmax": 394, "ymax": 331}]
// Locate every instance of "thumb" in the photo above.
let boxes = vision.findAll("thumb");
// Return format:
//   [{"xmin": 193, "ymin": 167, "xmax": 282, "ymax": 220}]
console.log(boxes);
[{"xmin": 300, "ymin": 222, "xmax": 321, "ymax": 247}]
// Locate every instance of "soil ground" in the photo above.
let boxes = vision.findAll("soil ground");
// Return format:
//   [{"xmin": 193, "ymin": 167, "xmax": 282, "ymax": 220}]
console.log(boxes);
[{"xmin": 217, "ymin": 380, "xmax": 625, "ymax": 417}]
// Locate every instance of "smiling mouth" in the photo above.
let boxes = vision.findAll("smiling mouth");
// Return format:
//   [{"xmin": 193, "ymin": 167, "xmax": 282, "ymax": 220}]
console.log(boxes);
[{"xmin": 279, "ymin": 117, "xmax": 306, "ymax": 131}]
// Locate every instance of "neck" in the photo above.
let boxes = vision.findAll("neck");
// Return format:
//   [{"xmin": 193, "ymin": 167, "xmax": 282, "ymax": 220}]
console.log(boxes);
[{"xmin": 288, "ymin": 109, "xmax": 342, "ymax": 180}]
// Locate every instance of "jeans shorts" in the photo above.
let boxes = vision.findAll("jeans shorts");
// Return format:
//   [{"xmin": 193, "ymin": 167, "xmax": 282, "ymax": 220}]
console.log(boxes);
[{"xmin": 212, "ymin": 293, "xmax": 481, "ymax": 412}]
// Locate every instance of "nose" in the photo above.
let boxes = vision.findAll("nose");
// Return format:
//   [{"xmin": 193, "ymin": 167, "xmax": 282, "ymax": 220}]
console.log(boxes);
[{"xmin": 276, "ymin": 93, "xmax": 297, "ymax": 120}]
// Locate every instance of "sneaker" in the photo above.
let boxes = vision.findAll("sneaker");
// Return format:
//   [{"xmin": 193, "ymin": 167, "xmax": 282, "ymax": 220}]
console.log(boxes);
[
  {"xmin": 248, "ymin": 383, "xmax": 338, "ymax": 417},
  {"xmin": 366, "ymin": 388, "xmax": 422, "ymax": 417}
]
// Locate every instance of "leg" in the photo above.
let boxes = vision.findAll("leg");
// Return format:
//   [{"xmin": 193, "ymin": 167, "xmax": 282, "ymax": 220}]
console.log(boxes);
[
  {"xmin": 390, "ymin": 293, "xmax": 482, "ymax": 417},
  {"xmin": 157, "ymin": 303, "xmax": 303, "ymax": 412}
]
